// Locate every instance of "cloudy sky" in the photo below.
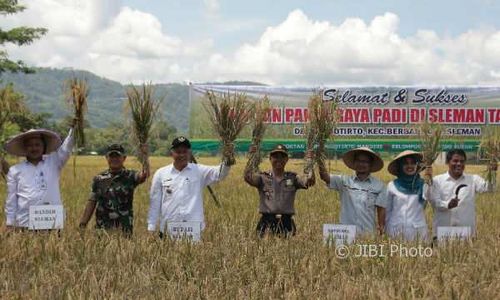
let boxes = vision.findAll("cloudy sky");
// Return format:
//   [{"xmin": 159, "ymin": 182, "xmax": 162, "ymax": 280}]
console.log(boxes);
[{"xmin": 2, "ymin": 0, "xmax": 500, "ymax": 85}]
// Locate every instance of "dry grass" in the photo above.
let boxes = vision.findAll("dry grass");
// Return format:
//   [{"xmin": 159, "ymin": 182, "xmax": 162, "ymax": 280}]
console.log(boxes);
[
  {"xmin": 304, "ymin": 91, "xmax": 340, "ymax": 175},
  {"xmin": 126, "ymin": 83, "xmax": 162, "ymax": 173},
  {"xmin": 311, "ymin": 91, "xmax": 340, "ymax": 167},
  {"xmin": 0, "ymin": 156, "xmax": 500, "ymax": 299},
  {"xmin": 64, "ymin": 78, "xmax": 88, "ymax": 148},
  {"xmin": 478, "ymin": 127, "xmax": 500, "ymax": 186},
  {"xmin": 418, "ymin": 120, "xmax": 443, "ymax": 185},
  {"xmin": 64, "ymin": 77, "xmax": 89, "ymax": 178},
  {"xmin": 304, "ymin": 94, "xmax": 320, "ymax": 174},
  {"xmin": 245, "ymin": 96, "xmax": 271, "ymax": 173},
  {"xmin": 204, "ymin": 91, "xmax": 252, "ymax": 166}
]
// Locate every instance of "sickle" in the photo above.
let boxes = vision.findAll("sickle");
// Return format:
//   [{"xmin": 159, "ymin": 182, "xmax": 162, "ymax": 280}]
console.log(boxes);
[{"xmin": 455, "ymin": 184, "xmax": 467, "ymax": 200}]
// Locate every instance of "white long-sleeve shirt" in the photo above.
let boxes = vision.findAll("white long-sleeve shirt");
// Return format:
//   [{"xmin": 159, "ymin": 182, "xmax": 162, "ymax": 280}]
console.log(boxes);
[
  {"xmin": 147, "ymin": 163, "xmax": 230, "ymax": 232},
  {"xmin": 386, "ymin": 181, "xmax": 439, "ymax": 241},
  {"xmin": 5, "ymin": 129, "xmax": 74, "ymax": 227},
  {"xmin": 430, "ymin": 172, "xmax": 490, "ymax": 236}
]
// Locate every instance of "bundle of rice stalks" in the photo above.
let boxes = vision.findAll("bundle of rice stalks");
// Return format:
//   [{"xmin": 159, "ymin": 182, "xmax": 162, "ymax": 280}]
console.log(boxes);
[
  {"xmin": 418, "ymin": 120, "xmax": 443, "ymax": 185},
  {"xmin": 245, "ymin": 96, "xmax": 271, "ymax": 173},
  {"xmin": 126, "ymin": 83, "xmax": 161, "ymax": 173},
  {"xmin": 64, "ymin": 78, "xmax": 88, "ymax": 148},
  {"xmin": 303, "ymin": 90, "xmax": 340, "ymax": 174},
  {"xmin": 303, "ymin": 92, "xmax": 320, "ymax": 175},
  {"xmin": 312, "ymin": 92, "xmax": 340, "ymax": 167},
  {"xmin": 477, "ymin": 127, "xmax": 500, "ymax": 187},
  {"xmin": 204, "ymin": 91, "xmax": 252, "ymax": 166},
  {"xmin": 64, "ymin": 77, "xmax": 89, "ymax": 178}
]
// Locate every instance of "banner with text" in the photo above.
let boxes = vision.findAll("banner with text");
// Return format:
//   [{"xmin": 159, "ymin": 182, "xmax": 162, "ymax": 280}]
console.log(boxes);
[{"xmin": 189, "ymin": 85, "xmax": 500, "ymax": 153}]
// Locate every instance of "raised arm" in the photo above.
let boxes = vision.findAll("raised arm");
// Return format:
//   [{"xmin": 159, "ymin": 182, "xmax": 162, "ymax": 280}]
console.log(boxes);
[
  {"xmin": 243, "ymin": 144, "xmax": 262, "ymax": 187},
  {"xmin": 298, "ymin": 150, "xmax": 316, "ymax": 188},
  {"xmin": 54, "ymin": 127, "xmax": 75, "ymax": 169},
  {"xmin": 244, "ymin": 167, "xmax": 262, "ymax": 187},
  {"xmin": 135, "ymin": 169, "xmax": 149, "ymax": 185},
  {"xmin": 296, "ymin": 171, "xmax": 315, "ymax": 189},
  {"xmin": 475, "ymin": 161, "xmax": 497, "ymax": 193},
  {"xmin": 487, "ymin": 161, "xmax": 498, "ymax": 192},
  {"xmin": 200, "ymin": 163, "xmax": 231, "ymax": 186},
  {"xmin": 317, "ymin": 158, "xmax": 330, "ymax": 185}
]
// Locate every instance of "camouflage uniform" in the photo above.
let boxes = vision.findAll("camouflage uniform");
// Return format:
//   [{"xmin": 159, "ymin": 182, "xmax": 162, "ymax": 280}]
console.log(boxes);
[{"xmin": 90, "ymin": 169, "xmax": 140, "ymax": 234}]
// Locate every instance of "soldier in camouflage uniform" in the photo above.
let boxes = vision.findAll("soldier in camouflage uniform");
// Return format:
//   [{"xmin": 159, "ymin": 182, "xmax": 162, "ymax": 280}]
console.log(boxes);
[
  {"xmin": 244, "ymin": 144, "xmax": 315, "ymax": 238},
  {"xmin": 79, "ymin": 144, "xmax": 148, "ymax": 236}
]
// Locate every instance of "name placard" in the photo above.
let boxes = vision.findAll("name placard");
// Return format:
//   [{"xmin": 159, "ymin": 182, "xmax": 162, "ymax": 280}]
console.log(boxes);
[
  {"xmin": 28, "ymin": 205, "xmax": 64, "ymax": 230},
  {"xmin": 323, "ymin": 224, "xmax": 356, "ymax": 246},
  {"xmin": 167, "ymin": 221, "xmax": 202, "ymax": 242},
  {"xmin": 437, "ymin": 226, "xmax": 471, "ymax": 242}
]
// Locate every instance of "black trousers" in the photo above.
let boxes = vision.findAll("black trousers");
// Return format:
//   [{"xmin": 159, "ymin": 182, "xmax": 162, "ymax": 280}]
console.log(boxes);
[{"xmin": 256, "ymin": 214, "xmax": 296, "ymax": 238}]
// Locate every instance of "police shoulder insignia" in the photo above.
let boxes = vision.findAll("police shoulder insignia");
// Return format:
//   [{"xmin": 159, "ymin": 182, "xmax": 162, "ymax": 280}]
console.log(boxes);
[{"xmin": 262, "ymin": 171, "xmax": 272, "ymax": 177}]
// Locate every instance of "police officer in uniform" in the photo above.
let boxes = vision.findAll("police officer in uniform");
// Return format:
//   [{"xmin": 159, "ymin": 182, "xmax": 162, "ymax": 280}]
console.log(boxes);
[{"xmin": 244, "ymin": 144, "xmax": 315, "ymax": 237}]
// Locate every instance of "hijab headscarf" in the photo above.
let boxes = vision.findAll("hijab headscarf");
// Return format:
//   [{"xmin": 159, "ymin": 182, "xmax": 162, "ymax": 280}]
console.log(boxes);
[{"xmin": 393, "ymin": 156, "xmax": 425, "ymax": 205}]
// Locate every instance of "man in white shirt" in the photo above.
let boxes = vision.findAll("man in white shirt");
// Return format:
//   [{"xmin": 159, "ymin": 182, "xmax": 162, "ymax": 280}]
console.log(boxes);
[
  {"xmin": 147, "ymin": 136, "xmax": 231, "ymax": 237},
  {"xmin": 430, "ymin": 149, "xmax": 497, "ymax": 237},
  {"xmin": 318, "ymin": 147, "xmax": 387, "ymax": 237},
  {"xmin": 4, "ymin": 125, "xmax": 74, "ymax": 230}
]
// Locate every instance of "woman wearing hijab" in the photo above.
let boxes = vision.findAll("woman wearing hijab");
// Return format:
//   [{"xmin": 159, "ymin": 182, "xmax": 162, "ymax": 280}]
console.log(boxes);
[{"xmin": 386, "ymin": 150, "xmax": 439, "ymax": 241}]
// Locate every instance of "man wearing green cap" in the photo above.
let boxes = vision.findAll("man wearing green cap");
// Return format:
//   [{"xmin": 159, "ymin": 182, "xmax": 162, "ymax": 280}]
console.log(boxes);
[
  {"xmin": 78, "ymin": 144, "xmax": 148, "ymax": 236},
  {"xmin": 244, "ymin": 144, "xmax": 315, "ymax": 237}
]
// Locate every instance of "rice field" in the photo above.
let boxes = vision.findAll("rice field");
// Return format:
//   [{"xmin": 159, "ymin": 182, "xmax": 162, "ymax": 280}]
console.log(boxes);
[{"xmin": 1, "ymin": 156, "xmax": 499, "ymax": 299}]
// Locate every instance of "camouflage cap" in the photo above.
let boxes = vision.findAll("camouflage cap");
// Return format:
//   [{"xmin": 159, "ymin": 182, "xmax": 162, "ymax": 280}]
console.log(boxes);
[{"xmin": 106, "ymin": 144, "xmax": 125, "ymax": 156}]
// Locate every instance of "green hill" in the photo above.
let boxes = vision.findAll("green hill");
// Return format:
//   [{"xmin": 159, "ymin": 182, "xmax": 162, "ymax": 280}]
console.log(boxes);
[{"xmin": 0, "ymin": 68, "xmax": 190, "ymax": 132}]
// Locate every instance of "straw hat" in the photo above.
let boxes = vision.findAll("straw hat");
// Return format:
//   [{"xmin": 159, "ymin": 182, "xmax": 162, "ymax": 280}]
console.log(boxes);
[
  {"xmin": 4, "ymin": 129, "xmax": 62, "ymax": 156},
  {"xmin": 387, "ymin": 150, "xmax": 423, "ymax": 176},
  {"xmin": 342, "ymin": 147, "xmax": 384, "ymax": 173}
]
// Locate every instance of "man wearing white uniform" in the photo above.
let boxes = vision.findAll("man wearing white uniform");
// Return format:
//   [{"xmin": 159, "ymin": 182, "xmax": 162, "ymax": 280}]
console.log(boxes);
[
  {"xmin": 430, "ymin": 149, "xmax": 497, "ymax": 237},
  {"xmin": 4, "ymin": 124, "xmax": 74, "ymax": 230},
  {"xmin": 318, "ymin": 147, "xmax": 387, "ymax": 237},
  {"xmin": 147, "ymin": 136, "xmax": 231, "ymax": 237}
]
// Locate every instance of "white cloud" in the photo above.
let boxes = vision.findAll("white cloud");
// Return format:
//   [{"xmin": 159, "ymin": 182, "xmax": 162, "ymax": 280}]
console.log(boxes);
[
  {"xmin": 198, "ymin": 10, "xmax": 500, "ymax": 85},
  {"xmin": 2, "ymin": 3, "xmax": 500, "ymax": 85},
  {"xmin": 0, "ymin": 0, "xmax": 210, "ymax": 83}
]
